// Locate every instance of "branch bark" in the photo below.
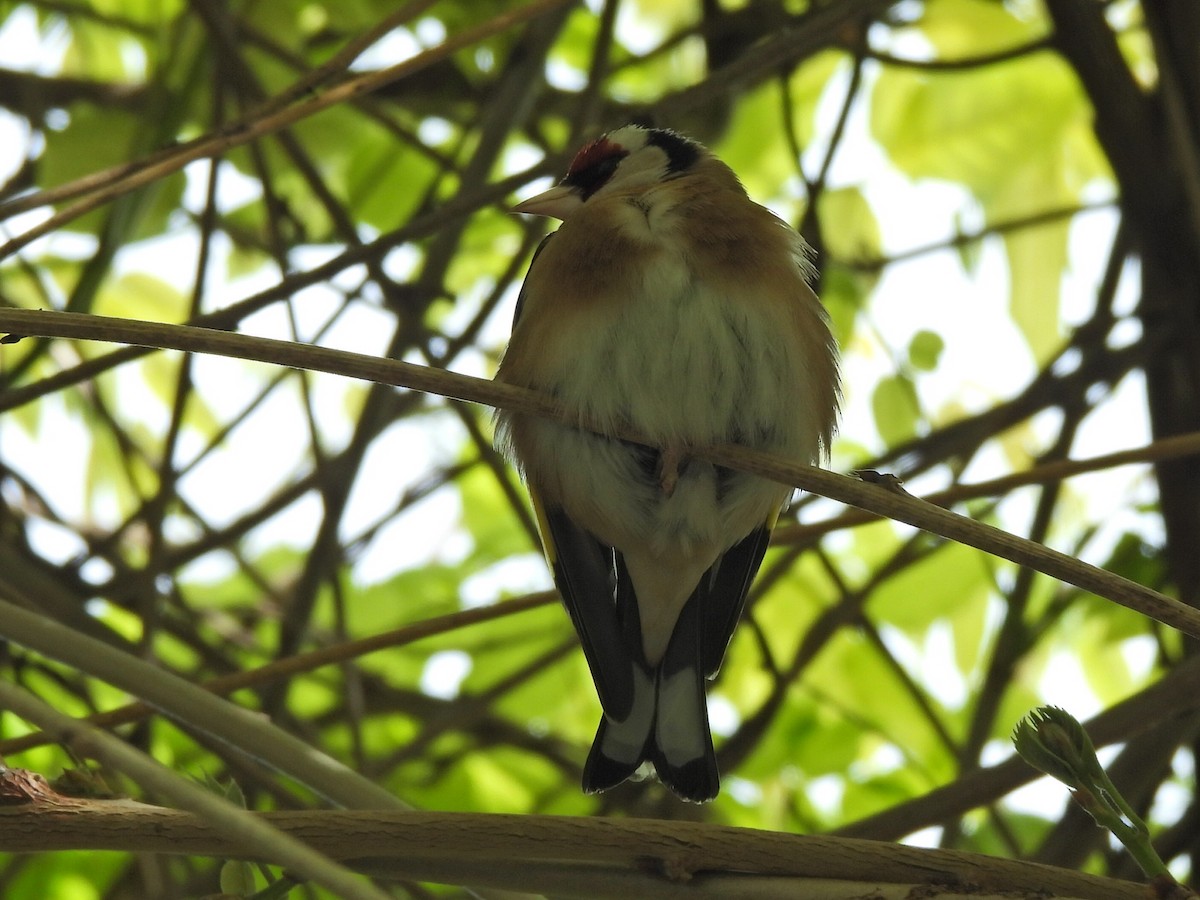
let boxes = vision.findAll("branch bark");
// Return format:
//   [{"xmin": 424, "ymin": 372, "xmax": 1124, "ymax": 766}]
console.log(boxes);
[
  {"xmin": 1, "ymin": 308, "xmax": 1191, "ymax": 638},
  {"xmin": 0, "ymin": 802, "xmax": 1149, "ymax": 899}
]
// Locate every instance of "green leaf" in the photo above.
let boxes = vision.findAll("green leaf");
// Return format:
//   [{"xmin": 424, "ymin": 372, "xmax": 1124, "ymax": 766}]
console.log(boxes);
[
  {"xmin": 841, "ymin": 766, "xmax": 933, "ymax": 824},
  {"xmin": 340, "ymin": 121, "xmax": 442, "ymax": 233},
  {"xmin": 908, "ymin": 329, "xmax": 945, "ymax": 372},
  {"xmin": 445, "ymin": 207, "xmax": 520, "ymax": 296},
  {"xmin": 62, "ymin": 18, "xmax": 135, "ymax": 80},
  {"xmin": 738, "ymin": 563, "xmax": 831, "ymax": 672},
  {"xmin": 221, "ymin": 200, "xmax": 273, "ymax": 279},
  {"xmin": 950, "ymin": 587, "xmax": 989, "ymax": 676},
  {"xmin": 818, "ymin": 185, "xmax": 883, "ymax": 263},
  {"xmin": 965, "ymin": 811, "xmax": 1054, "ymax": 857},
  {"xmin": 1104, "ymin": 534, "xmax": 1166, "ymax": 602},
  {"xmin": 94, "ymin": 271, "xmax": 187, "ymax": 322},
  {"xmin": 785, "ymin": 50, "xmax": 846, "ymax": 150},
  {"xmin": 809, "ymin": 630, "xmax": 955, "ymax": 781},
  {"xmin": 1, "ymin": 850, "xmax": 120, "ymax": 899},
  {"xmin": 1003, "ymin": 220, "xmax": 1067, "ymax": 362},
  {"xmin": 608, "ymin": 20, "xmax": 705, "ymax": 102},
  {"xmin": 89, "ymin": 0, "xmax": 184, "ymax": 27},
  {"xmin": 1080, "ymin": 643, "xmax": 1134, "ymax": 706},
  {"xmin": 718, "ymin": 83, "xmax": 796, "ymax": 202},
  {"xmin": 743, "ymin": 697, "xmax": 860, "ymax": 779},
  {"xmin": 872, "ymin": 541, "xmax": 991, "ymax": 638},
  {"xmin": 219, "ymin": 860, "xmax": 256, "ymax": 896},
  {"xmin": 347, "ymin": 562, "xmax": 464, "ymax": 635},
  {"xmin": 551, "ymin": 6, "xmax": 603, "ymax": 78},
  {"xmin": 83, "ymin": 422, "xmax": 126, "ymax": 519},
  {"xmin": 39, "ymin": 107, "xmax": 140, "ymax": 230},
  {"xmin": 457, "ymin": 457, "xmax": 541, "ymax": 564},
  {"xmin": 872, "ymin": 373, "xmax": 921, "ymax": 446},
  {"xmin": 870, "ymin": 53, "xmax": 1086, "ymax": 203},
  {"xmin": 908, "ymin": 0, "xmax": 1048, "ymax": 58},
  {"xmin": 953, "ymin": 208, "xmax": 984, "ymax": 275},
  {"xmin": 819, "ymin": 265, "xmax": 871, "ymax": 348}
]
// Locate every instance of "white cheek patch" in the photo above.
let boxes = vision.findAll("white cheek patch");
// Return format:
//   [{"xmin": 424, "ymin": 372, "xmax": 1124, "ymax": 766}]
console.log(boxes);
[{"xmin": 592, "ymin": 143, "xmax": 669, "ymax": 200}]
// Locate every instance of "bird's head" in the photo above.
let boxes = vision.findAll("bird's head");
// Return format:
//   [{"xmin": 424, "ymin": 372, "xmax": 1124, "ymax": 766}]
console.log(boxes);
[{"xmin": 513, "ymin": 124, "xmax": 705, "ymax": 221}]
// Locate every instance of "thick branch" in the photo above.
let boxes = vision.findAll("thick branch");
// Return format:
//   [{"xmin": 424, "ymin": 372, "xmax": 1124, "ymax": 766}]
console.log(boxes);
[{"xmin": 0, "ymin": 803, "xmax": 1148, "ymax": 899}]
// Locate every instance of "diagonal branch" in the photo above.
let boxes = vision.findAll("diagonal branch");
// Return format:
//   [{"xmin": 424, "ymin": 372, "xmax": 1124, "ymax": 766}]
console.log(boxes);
[{"xmin": 0, "ymin": 307, "xmax": 1195, "ymax": 641}]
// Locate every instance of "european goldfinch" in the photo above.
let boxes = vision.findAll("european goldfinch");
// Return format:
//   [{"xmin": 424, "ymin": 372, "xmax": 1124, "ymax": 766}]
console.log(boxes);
[{"xmin": 495, "ymin": 124, "xmax": 839, "ymax": 802}]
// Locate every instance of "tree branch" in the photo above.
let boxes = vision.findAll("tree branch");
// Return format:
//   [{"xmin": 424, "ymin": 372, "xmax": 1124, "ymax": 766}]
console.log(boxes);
[
  {"xmin": 0, "ymin": 801, "xmax": 1149, "ymax": 899},
  {"xmin": 0, "ymin": 0, "xmax": 574, "ymax": 255},
  {"xmin": 0, "ymin": 307, "xmax": 1194, "ymax": 640}
]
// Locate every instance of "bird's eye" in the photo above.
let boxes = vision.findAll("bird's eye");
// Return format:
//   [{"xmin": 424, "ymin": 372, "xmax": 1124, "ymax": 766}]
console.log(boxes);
[
  {"xmin": 564, "ymin": 154, "xmax": 623, "ymax": 199},
  {"xmin": 562, "ymin": 136, "xmax": 629, "ymax": 200}
]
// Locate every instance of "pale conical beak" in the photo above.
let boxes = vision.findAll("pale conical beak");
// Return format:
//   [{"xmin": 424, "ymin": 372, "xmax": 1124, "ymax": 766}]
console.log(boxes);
[{"xmin": 512, "ymin": 184, "xmax": 583, "ymax": 220}]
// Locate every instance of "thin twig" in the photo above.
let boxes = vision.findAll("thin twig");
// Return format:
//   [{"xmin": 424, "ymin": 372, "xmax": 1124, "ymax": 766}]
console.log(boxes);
[
  {"xmin": 0, "ymin": 592, "xmax": 405, "ymax": 811},
  {"xmin": 0, "ymin": 681, "xmax": 393, "ymax": 900},
  {"xmin": 0, "ymin": 0, "xmax": 573, "ymax": 257},
  {"xmin": 0, "ymin": 592, "xmax": 555, "ymax": 756}
]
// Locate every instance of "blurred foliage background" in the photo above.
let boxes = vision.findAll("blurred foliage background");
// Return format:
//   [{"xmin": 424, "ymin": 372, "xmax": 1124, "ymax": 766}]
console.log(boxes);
[{"xmin": 1, "ymin": 0, "xmax": 1198, "ymax": 896}]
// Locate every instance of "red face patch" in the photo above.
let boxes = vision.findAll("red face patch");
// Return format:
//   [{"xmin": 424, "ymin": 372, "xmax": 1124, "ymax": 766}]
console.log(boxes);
[{"xmin": 566, "ymin": 137, "xmax": 624, "ymax": 178}]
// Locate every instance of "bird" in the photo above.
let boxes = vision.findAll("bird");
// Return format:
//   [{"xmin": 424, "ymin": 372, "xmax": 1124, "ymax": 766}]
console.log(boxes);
[{"xmin": 494, "ymin": 124, "xmax": 839, "ymax": 802}]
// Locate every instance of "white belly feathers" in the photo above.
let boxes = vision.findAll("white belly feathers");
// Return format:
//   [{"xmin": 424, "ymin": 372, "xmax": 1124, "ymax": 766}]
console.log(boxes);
[{"xmin": 514, "ymin": 251, "xmax": 818, "ymax": 558}]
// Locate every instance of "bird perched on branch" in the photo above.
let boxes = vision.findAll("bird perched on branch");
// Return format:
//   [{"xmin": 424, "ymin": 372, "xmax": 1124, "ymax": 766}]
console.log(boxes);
[{"xmin": 495, "ymin": 124, "xmax": 839, "ymax": 802}]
